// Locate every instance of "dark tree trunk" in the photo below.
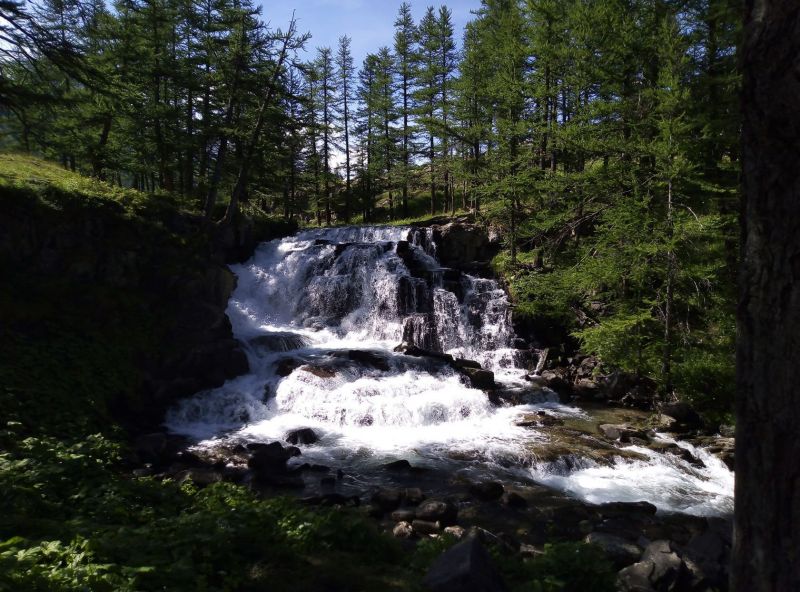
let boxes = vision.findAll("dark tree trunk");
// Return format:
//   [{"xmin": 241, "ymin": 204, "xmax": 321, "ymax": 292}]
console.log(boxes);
[{"xmin": 734, "ymin": 3, "xmax": 800, "ymax": 591}]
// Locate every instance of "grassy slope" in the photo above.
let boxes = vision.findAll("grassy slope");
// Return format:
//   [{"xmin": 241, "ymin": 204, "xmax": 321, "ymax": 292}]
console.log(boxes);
[{"xmin": 0, "ymin": 155, "xmax": 614, "ymax": 592}]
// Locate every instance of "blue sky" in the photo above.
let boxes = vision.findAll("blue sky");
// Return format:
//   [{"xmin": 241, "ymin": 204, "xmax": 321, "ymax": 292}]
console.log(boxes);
[{"xmin": 261, "ymin": 0, "xmax": 482, "ymax": 67}]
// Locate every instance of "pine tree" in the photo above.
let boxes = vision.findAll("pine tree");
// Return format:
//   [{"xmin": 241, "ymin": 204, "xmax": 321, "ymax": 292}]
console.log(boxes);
[
  {"xmin": 393, "ymin": 2, "xmax": 416, "ymax": 217},
  {"xmin": 336, "ymin": 35, "xmax": 355, "ymax": 223}
]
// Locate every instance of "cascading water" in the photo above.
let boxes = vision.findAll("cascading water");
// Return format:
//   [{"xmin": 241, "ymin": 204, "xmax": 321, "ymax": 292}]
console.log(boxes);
[{"xmin": 166, "ymin": 225, "xmax": 733, "ymax": 517}]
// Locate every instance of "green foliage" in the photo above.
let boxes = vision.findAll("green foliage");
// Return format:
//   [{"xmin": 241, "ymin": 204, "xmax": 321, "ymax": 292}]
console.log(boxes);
[{"xmin": 498, "ymin": 542, "xmax": 617, "ymax": 592}]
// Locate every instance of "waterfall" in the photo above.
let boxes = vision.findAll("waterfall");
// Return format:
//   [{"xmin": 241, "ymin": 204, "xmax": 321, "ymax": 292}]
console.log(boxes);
[{"xmin": 166, "ymin": 225, "xmax": 733, "ymax": 517}]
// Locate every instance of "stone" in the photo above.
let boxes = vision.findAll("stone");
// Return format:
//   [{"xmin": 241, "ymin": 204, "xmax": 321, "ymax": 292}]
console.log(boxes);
[
  {"xmin": 247, "ymin": 442, "xmax": 299, "ymax": 474},
  {"xmin": 617, "ymin": 560, "xmax": 657, "ymax": 592},
  {"xmin": 641, "ymin": 540, "xmax": 685, "ymax": 588},
  {"xmin": 275, "ymin": 357, "xmax": 301, "ymax": 377},
  {"xmin": 346, "ymin": 349, "xmax": 390, "ymax": 371},
  {"xmin": 660, "ymin": 402, "xmax": 702, "ymax": 428},
  {"xmin": 404, "ymin": 487, "xmax": 426, "ymax": 505},
  {"xmin": 453, "ymin": 358, "xmax": 482, "ymax": 370},
  {"xmin": 460, "ymin": 367, "xmax": 496, "ymax": 390},
  {"xmin": 300, "ymin": 364, "xmax": 336, "ymax": 379},
  {"xmin": 383, "ymin": 459, "xmax": 413, "ymax": 471},
  {"xmin": 416, "ymin": 499, "xmax": 458, "ymax": 526},
  {"xmin": 393, "ymin": 521, "xmax": 414, "ymax": 539},
  {"xmin": 285, "ymin": 427, "xmax": 319, "ymax": 446},
  {"xmin": 585, "ymin": 532, "xmax": 642, "ymax": 569},
  {"xmin": 371, "ymin": 488, "xmax": 403, "ymax": 513},
  {"xmin": 469, "ymin": 481, "xmax": 505, "ymax": 501},
  {"xmin": 412, "ymin": 519, "xmax": 442, "ymax": 536},
  {"xmin": 502, "ymin": 492, "xmax": 528, "ymax": 509},
  {"xmin": 422, "ymin": 536, "xmax": 507, "ymax": 592},
  {"xmin": 391, "ymin": 510, "xmax": 417, "ymax": 522}
]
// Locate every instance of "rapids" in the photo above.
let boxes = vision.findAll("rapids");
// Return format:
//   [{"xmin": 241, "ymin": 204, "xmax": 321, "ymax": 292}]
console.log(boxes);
[{"xmin": 166, "ymin": 225, "xmax": 733, "ymax": 517}]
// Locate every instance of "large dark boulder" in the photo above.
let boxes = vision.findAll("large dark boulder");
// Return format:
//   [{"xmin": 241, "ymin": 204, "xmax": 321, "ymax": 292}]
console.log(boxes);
[
  {"xmin": 430, "ymin": 223, "xmax": 498, "ymax": 274},
  {"xmin": 416, "ymin": 499, "xmax": 458, "ymax": 526},
  {"xmin": 422, "ymin": 536, "xmax": 507, "ymax": 592},
  {"xmin": 285, "ymin": 428, "xmax": 319, "ymax": 446},
  {"xmin": 247, "ymin": 442, "xmax": 300, "ymax": 475}
]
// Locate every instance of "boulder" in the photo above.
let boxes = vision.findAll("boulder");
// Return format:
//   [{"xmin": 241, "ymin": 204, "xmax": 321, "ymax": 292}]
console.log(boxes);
[
  {"xmin": 412, "ymin": 519, "xmax": 442, "ymax": 536},
  {"xmin": 416, "ymin": 499, "xmax": 458, "ymax": 526},
  {"xmin": 502, "ymin": 492, "xmax": 528, "ymax": 509},
  {"xmin": 393, "ymin": 521, "xmax": 414, "ymax": 539},
  {"xmin": 422, "ymin": 536, "xmax": 507, "ymax": 592},
  {"xmin": 247, "ymin": 442, "xmax": 300, "ymax": 475},
  {"xmin": 371, "ymin": 488, "xmax": 403, "ymax": 513},
  {"xmin": 345, "ymin": 349, "xmax": 391, "ymax": 371},
  {"xmin": 300, "ymin": 364, "xmax": 337, "ymax": 379},
  {"xmin": 275, "ymin": 357, "xmax": 301, "ymax": 377},
  {"xmin": 619, "ymin": 540, "xmax": 686, "ymax": 592},
  {"xmin": 383, "ymin": 459, "xmax": 413, "ymax": 471},
  {"xmin": 469, "ymin": 481, "xmax": 505, "ymax": 502},
  {"xmin": 391, "ymin": 509, "xmax": 417, "ymax": 522},
  {"xmin": 394, "ymin": 343, "xmax": 454, "ymax": 363},
  {"xmin": 460, "ymin": 367, "xmax": 496, "ymax": 390},
  {"xmin": 585, "ymin": 532, "xmax": 642, "ymax": 569},
  {"xmin": 285, "ymin": 428, "xmax": 319, "ymax": 446},
  {"xmin": 660, "ymin": 402, "xmax": 702, "ymax": 428}
]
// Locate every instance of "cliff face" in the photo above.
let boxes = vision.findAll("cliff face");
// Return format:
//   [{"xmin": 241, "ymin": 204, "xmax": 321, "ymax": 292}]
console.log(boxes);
[{"xmin": 0, "ymin": 166, "xmax": 296, "ymax": 432}]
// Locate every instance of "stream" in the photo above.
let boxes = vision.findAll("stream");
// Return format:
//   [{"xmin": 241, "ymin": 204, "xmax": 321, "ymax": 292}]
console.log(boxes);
[{"xmin": 166, "ymin": 225, "xmax": 733, "ymax": 518}]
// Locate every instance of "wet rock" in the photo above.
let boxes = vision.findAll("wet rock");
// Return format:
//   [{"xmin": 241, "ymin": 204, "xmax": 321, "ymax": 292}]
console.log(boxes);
[
  {"xmin": 391, "ymin": 509, "xmax": 417, "ymax": 522},
  {"xmin": 404, "ymin": 487, "xmax": 426, "ymax": 505},
  {"xmin": 393, "ymin": 521, "xmax": 414, "ymax": 539},
  {"xmin": 469, "ymin": 481, "xmax": 505, "ymax": 502},
  {"xmin": 598, "ymin": 501, "xmax": 658, "ymax": 517},
  {"xmin": 275, "ymin": 357, "xmax": 301, "ymax": 377},
  {"xmin": 661, "ymin": 401, "xmax": 701, "ymax": 424},
  {"xmin": 422, "ymin": 535, "xmax": 507, "ymax": 592},
  {"xmin": 617, "ymin": 560, "xmax": 658, "ymax": 592},
  {"xmin": 647, "ymin": 441, "xmax": 705, "ymax": 467},
  {"xmin": 643, "ymin": 540, "xmax": 685, "ymax": 587},
  {"xmin": 394, "ymin": 343, "xmax": 454, "ymax": 363},
  {"xmin": 300, "ymin": 364, "xmax": 337, "ymax": 379},
  {"xmin": 453, "ymin": 358, "xmax": 482, "ymax": 370},
  {"xmin": 371, "ymin": 488, "xmax": 403, "ymax": 513},
  {"xmin": 285, "ymin": 428, "xmax": 319, "ymax": 446},
  {"xmin": 413, "ymin": 519, "xmax": 442, "ymax": 536},
  {"xmin": 460, "ymin": 367, "xmax": 496, "ymax": 390},
  {"xmin": 598, "ymin": 424, "xmax": 647, "ymax": 442},
  {"xmin": 383, "ymin": 459, "xmax": 413, "ymax": 471},
  {"xmin": 502, "ymin": 492, "xmax": 528, "ymax": 509},
  {"xmin": 431, "ymin": 223, "xmax": 497, "ymax": 274},
  {"xmin": 417, "ymin": 499, "xmax": 458, "ymax": 526},
  {"xmin": 585, "ymin": 532, "xmax": 642, "ymax": 569},
  {"xmin": 682, "ymin": 529, "xmax": 730, "ymax": 590},
  {"xmin": 247, "ymin": 442, "xmax": 300, "ymax": 474},
  {"xmin": 320, "ymin": 476, "xmax": 336, "ymax": 487},
  {"xmin": 345, "ymin": 349, "xmax": 391, "ymax": 371}
]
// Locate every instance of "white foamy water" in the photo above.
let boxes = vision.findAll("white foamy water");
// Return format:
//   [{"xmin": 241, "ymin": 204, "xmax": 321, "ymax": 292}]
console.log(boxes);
[{"xmin": 166, "ymin": 225, "xmax": 733, "ymax": 517}]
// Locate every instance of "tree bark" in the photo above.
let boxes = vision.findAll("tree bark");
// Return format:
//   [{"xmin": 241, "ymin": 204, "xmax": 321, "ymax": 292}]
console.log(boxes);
[{"xmin": 734, "ymin": 3, "xmax": 800, "ymax": 591}]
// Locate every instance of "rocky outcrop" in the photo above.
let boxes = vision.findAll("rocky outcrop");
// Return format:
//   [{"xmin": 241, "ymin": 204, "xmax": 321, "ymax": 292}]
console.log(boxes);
[
  {"xmin": 0, "ymin": 188, "xmax": 296, "ymax": 431},
  {"xmin": 422, "ymin": 536, "xmax": 507, "ymax": 592},
  {"xmin": 428, "ymin": 222, "xmax": 501, "ymax": 276}
]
